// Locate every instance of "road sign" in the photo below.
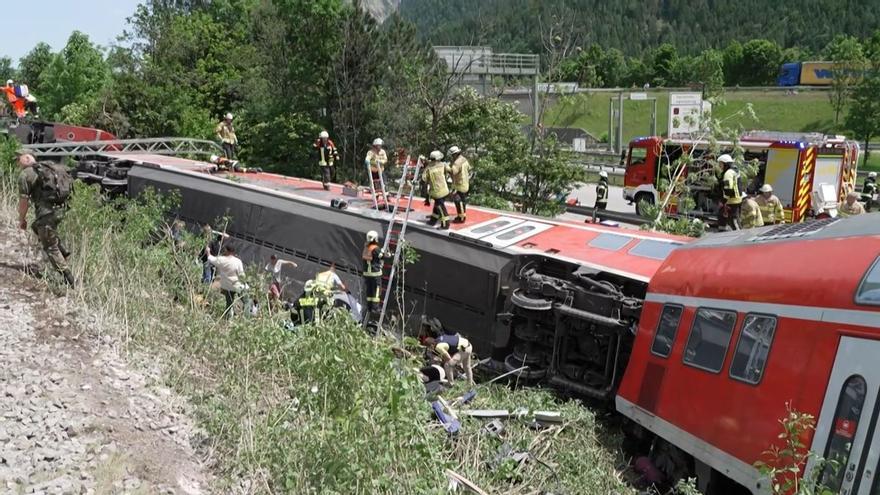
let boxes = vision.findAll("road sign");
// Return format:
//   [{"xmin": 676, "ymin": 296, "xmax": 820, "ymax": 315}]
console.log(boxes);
[
  {"xmin": 668, "ymin": 92, "xmax": 711, "ymax": 138},
  {"xmin": 629, "ymin": 92, "xmax": 648, "ymax": 100}
]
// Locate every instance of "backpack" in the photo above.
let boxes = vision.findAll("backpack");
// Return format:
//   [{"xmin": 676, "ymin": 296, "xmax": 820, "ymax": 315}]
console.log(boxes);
[{"xmin": 34, "ymin": 162, "xmax": 73, "ymax": 205}]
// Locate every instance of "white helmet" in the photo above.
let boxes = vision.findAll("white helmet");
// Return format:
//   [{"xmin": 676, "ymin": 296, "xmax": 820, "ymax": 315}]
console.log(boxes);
[
  {"xmin": 870, "ymin": 171, "xmax": 878, "ymax": 178},
  {"xmin": 429, "ymin": 150, "xmax": 443, "ymax": 161},
  {"xmin": 5, "ymin": 79, "xmax": 12, "ymax": 86},
  {"xmin": 448, "ymin": 145, "xmax": 461, "ymax": 155},
  {"xmin": 372, "ymin": 138, "xmax": 384, "ymax": 147},
  {"xmin": 304, "ymin": 280, "xmax": 316, "ymax": 293},
  {"xmin": 718, "ymin": 154, "xmax": 734, "ymax": 164},
  {"xmin": 366, "ymin": 230, "xmax": 379, "ymax": 242},
  {"xmin": 319, "ymin": 130, "xmax": 329, "ymax": 139},
  {"xmin": 760, "ymin": 184, "xmax": 773, "ymax": 193},
  {"xmin": 598, "ymin": 170, "xmax": 608, "ymax": 179},
  {"xmin": 224, "ymin": 112, "xmax": 234, "ymax": 120},
  {"xmin": 209, "ymin": 154, "xmax": 220, "ymax": 163}
]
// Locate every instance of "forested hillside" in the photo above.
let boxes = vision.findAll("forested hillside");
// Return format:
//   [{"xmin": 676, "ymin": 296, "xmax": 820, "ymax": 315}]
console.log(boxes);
[{"xmin": 398, "ymin": 0, "xmax": 880, "ymax": 55}]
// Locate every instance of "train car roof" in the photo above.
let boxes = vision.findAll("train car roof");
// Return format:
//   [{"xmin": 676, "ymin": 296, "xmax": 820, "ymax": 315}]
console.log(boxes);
[
  {"xmin": 109, "ymin": 153, "xmax": 691, "ymax": 283},
  {"xmin": 648, "ymin": 214, "xmax": 880, "ymax": 316}
]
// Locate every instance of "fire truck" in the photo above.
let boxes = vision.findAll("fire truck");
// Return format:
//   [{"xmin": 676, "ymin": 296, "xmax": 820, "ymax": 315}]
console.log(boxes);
[{"xmin": 622, "ymin": 131, "xmax": 860, "ymax": 223}]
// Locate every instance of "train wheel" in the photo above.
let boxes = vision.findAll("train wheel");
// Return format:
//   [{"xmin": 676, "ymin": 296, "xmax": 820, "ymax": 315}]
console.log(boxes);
[{"xmin": 510, "ymin": 289, "xmax": 552, "ymax": 311}]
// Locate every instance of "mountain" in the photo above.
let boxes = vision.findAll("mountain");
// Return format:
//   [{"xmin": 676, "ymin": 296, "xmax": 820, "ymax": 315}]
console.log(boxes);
[
  {"xmin": 357, "ymin": 0, "xmax": 401, "ymax": 22},
  {"xmin": 396, "ymin": 0, "xmax": 880, "ymax": 55}
]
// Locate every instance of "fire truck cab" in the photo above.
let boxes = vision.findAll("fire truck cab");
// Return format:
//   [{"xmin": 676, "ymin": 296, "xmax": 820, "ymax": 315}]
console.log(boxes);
[{"xmin": 622, "ymin": 131, "xmax": 860, "ymax": 223}]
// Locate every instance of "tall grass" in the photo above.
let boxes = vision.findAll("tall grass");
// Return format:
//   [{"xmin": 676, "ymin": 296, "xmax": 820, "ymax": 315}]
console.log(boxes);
[{"xmin": 0, "ymin": 137, "xmax": 634, "ymax": 494}]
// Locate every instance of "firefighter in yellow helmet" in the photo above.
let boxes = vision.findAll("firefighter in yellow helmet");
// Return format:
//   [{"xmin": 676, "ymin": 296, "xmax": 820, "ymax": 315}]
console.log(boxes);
[
  {"xmin": 447, "ymin": 145, "xmax": 470, "ymax": 223},
  {"xmin": 839, "ymin": 191, "xmax": 866, "ymax": 217},
  {"xmin": 756, "ymin": 184, "xmax": 785, "ymax": 224},
  {"xmin": 720, "ymin": 154, "xmax": 742, "ymax": 230},
  {"xmin": 422, "ymin": 150, "xmax": 451, "ymax": 229}
]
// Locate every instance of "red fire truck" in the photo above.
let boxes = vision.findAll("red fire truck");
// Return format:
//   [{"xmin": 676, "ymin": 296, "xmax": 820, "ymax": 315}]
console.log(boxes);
[{"xmin": 622, "ymin": 131, "xmax": 860, "ymax": 223}]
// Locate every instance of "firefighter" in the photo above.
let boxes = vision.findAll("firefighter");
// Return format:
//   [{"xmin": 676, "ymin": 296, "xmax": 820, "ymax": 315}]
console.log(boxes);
[
  {"xmin": 839, "ymin": 191, "xmax": 866, "ymax": 217},
  {"xmin": 422, "ymin": 150, "xmax": 451, "ymax": 230},
  {"xmin": 720, "ymin": 154, "xmax": 742, "ymax": 230},
  {"xmin": 209, "ymin": 154, "xmax": 262, "ymax": 173},
  {"xmin": 314, "ymin": 131, "xmax": 339, "ymax": 191},
  {"xmin": 862, "ymin": 171, "xmax": 877, "ymax": 212},
  {"xmin": 361, "ymin": 230, "xmax": 384, "ymax": 316},
  {"xmin": 741, "ymin": 194, "xmax": 764, "ymax": 229},
  {"xmin": 215, "ymin": 112, "xmax": 238, "ymax": 159},
  {"xmin": 365, "ymin": 138, "xmax": 388, "ymax": 203},
  {"xmin": 595, "ymin": 170, "xmax": 609, "ymax": 211},
  {"xmin": 757, "ymin": 184, "xmax": 785, "ymax": 224},
  {"xmin": 286, "ymin": 280, "xmax": 326, "ymax": 326},
  {"xmin": 448, "ymin": 145, "xmax": 470, "ymax": 223}
]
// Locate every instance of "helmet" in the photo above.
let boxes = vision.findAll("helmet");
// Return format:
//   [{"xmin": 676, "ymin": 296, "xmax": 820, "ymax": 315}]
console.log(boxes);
[
  {"xmin": 319, "ymin": 130, "xmax": 329, "ymax": 139},
  {"xmin": 224, "ymin": 112, "xmax": 234, "ymax": 120},
  {"xmin": 5, "ymin": 79, "xmax": 12, "ymax": 86},
  {"xmin": 448, "ymin": 145, "xmax": 461, "ymax": 155},
  {"xmin": 718, "ymin": 154, "xmax": 734, "ymax": 164},
  {"xmin": 372, "ymin": 138, "xmax": 384, "ymax": 147},
  {"xmin": 598, "ymin": 170, "xmax": 608, "ymax": 179},
  {"xmin": 209, "ymin": 154, "xmax": 220, "ymax": 163},
  {"xmin": 429, "ymin": 150, "xmax": 443, "ymax": 161},
  {"xmin": 760, "ymin": 184, "xmax": 773, "ymax": 193},
  {"xmin": 366, "ymin": 230, "xmax": 379, "ymax": 242},
  {"xmin": 870, "ymin": 171, "xmax": 878, "ymax": 178},
  {"xmin": 304, "ymin": 280, "xmax": 316, "ymax": 293}
]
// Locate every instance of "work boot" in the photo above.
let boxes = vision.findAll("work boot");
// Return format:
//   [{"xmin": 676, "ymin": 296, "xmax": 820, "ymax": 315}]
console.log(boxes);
[
  {"xmin": 423, "ymin": 199, "xmax": 431, "ymax": 206},
  {"xmin": 453, "ymin": 216, "xmax": 465, "ymax": 224},
  {"xmin": 440, "ymin": 222, "xmax": 450, "ymax": 230},
  {"xmin": 323, "ymin": 183, "xmax": 330, "ymax": 191},
  {"xmin": 427, "ymin": 216, "xmax": 438, "ymax": 226},
  {"xmin": 62, "ymin": 270, "xmax": 76, "ymax": 289}
]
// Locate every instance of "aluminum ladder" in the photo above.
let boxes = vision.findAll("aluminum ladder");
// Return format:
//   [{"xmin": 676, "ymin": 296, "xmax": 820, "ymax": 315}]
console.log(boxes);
[
  {"xmin": 377, "ymin": 156, "xmax": 423, "ymax": 330},
  {"xmin": 366, "ymin": 157, "xmax": 389, "ymax": 210},
  {"xmin": 21, "ymin": 137, "xmax": 223, "ymax": 158}
]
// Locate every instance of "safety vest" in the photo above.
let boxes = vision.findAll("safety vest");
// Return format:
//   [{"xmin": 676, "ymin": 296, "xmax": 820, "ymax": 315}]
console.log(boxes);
[
  {"xmin": 450, "ymin": 156, "xmax": 470, "ymax": 193},
  {"xmin": 864, "ymin": 178, "xmax": 877, "ymax": 197},
  {"xmin": 596, "ymin": 179, "xmax": 609, "ymax": 204},
  {"xmin": 756, "ymin": 194, "xmax": 785, "ymax": 224},
  {"xmin": 216, "ymin": 122, "xmax": 237, "ymax": 145},
  {"xmin": 741, "ymin": 198, "xmax": 764, "ymax": 229},
  {"xmin": 722, "ymin": 168, "xmax": 742, "ymax": 205},
  {"xmin": 366, "ymin": 149, "xmax": 387, "ymax": 173},
  {"xmin": 298, "ymin": 294, "xmax": 321, "ymax": 324},
  {"xmin": 363, "ymin": 243, "xmax": 382, "ymax": 277},
  {"xmin": 422, "ymin": 161, "xmax": 450, "ymax": 199}
]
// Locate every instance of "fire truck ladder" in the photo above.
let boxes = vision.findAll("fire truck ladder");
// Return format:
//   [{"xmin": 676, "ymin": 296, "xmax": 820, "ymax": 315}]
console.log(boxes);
[
  {"xmin": 21, "ymin": 137, "xmax": 223, "ymax": 158},
  {"xmin": 366, "ymin": 158, "xmax": 389, "ymax": 210},
  {"xmin": 377, "ymin": 156, "xmax": 423, "ymax": 330}
]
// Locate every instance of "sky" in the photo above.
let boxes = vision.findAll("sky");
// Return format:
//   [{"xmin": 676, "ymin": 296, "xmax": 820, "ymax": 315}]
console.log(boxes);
[{"xmin": 3, "ymin": 0, "xmax": 143, "ymax": 63}]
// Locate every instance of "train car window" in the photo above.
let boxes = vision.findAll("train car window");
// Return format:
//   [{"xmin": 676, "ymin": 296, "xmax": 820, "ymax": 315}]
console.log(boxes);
[
  {"xmin": 682, "ymin": 308, "xmax": 737, "ymax": 373},
  {"xmin": 650, "ymin": 304, "xmax": 684, "ymax": 358},
  {"xmin": 820, "ymin": 375, "xmax": 867, "ymax": 492},
  {"xmin": 588, "ymin": 233, "xmax": 632, "ymax": 251},
  {"xmin": 856, "ymin": 256, "xmax": 880, "ymax": 306},
  {"xmin": 729, "ymin": 314, "xmax": 777, "ymax": 385},
  {"xmin": 629, "ymin": 240, "xmax": 682, "ymax": 260}
]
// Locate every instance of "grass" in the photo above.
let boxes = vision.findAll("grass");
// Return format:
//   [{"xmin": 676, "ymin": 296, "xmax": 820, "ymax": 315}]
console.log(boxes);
[
  {"xmin": 0, "ymin": 136, "xmax": 635, "ymax": 494},
  {"xmin": 545, "ymin": 89, "xmax": 843, "ymax": 144}
]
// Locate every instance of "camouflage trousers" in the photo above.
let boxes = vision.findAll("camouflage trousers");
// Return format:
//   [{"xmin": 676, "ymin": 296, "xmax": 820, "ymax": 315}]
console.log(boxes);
[{"xmin": 32, "ymin": 216, "xmax": 68, "ymax": 274}]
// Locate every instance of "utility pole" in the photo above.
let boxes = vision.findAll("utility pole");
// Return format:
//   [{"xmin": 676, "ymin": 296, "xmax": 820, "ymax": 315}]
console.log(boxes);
[
  {"xmin": 617, "ymin": 91, "xmax": 624, "ymax": 155},
  {"xmin": 607, "ymin": 98, "xmax": 614, "ymax": 152}
]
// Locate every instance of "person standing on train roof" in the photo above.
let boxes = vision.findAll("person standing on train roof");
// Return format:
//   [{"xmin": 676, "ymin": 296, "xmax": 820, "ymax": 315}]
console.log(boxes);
[
  {"xmin": 839, "ymin": 191, "xmax": 866, "ymax": 217},
  {"xmin": 215, "ymin": 112, "xmax": 238, "ymax": 159},
  {"xmin": 720, "ymin": 154, "xmax": 742, "ymax": 230},
  {"xmin": 740, "ymin": 193, "xmax": 765, "ymax": 229},
  {"xmin": 756, "ymin": 184, "xmax": 785, "ymax": 224},
  {"xmin": 422, "ymin": 150, "xmax": 452, "ymax": 230},
  {"xmin": 314, "ymin": 130, "xmax": 339, "ymax": 191},
  {"xmin": 366, "ymin": 138, "xmax": 388, "ymax": 202},
  {"xmin": 448, "ymin": 145, "xmax": 471, "ymax": 223}
]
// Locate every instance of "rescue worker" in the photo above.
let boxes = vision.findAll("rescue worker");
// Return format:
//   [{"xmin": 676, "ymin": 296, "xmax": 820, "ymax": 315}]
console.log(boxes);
[
  {"xmin": 17, "ymin": 152, "xmax": 75, "ymax": 287},
  {"xmin": 595, "ymin": 170, "xmax": 609, "ymax": 211},
  {"xmin": 839, "ymin": 191, "xmax": 866, "ymax": 217},
  {"xmin": 720, "ymin": 154, "xmax": 742, "ymax": 230},
  {"xmin": 740, "ymin": 194, "xmax": 765, "ymax": 229},
  {"xmin": 314, "ymin": 131, "xmax": 339, "ymax": 191},
  {"xmin": 756, "ymin": 184, "xmax": 786, "ymax": 225},
  {"xmin": 215, "ymin": 112, "xmax": 238, "ymax": 159},
  {"xmin": 862, "ymin": 171, "xmax": 877, "ymax": 212},
  {"xmin": 419, "ymin": 364, "xmax": 449, "ymax": 395},
  {"xmin": 287, "ymin": 280, "xmax": 326, "ymax": 326},
  {"xmin": 265, "ymin": 254, "xmax": 298, "ymax": 306},
  {"xmin": 422, "ymin": 150, "xmax": 451, "ymax": 230},
  {"xmin": 205, "ymin": 243, "xmax": 246, "ymax": 318},
  {"xmin": 361, "ymin": 230, "xmax": 384, "ymax": 316},
  {"xmin": 366, "ymin": 138, "xmax": 388, "ymax": 204},
  {"xmin": 448, "ymin": 145, "xmax": 470, "ymax": 223},
  {"xmin": 315, "ymin": 262, "xmax": 347, "ymax": 294},
  {"xmin": 3, "ymin": 80, "xmax": 28, "ymax": 119},
  {"xmin": 209, "ymin": 154, "xmax": 261, "ymax": 173},
  {"xmin": 425, "ymin": 333, "xmax": 475, "ymax": 386}
]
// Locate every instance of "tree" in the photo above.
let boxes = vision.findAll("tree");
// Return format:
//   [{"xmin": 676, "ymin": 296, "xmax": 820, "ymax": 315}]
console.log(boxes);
[
  {"xmin": 598, "ymin": 48, "xmax": 627, "ymax": 88},
  {"xmin": 846, "ymin": 74, "xmax": 880, "ymax": 163},
  {"xmin": 39, "ymin": 31, "xmax": 110, "ymax": 119},
  {"xmin": 692, "ymin": 49, "xmax": 725, "ymax": 97},
  {"xmin": 0, "ymin": 57, "xmax": 15, "ymax": 84},
  {"xmin": 739, "ymin": 39, "xmax": 783, "ymax": 86},
  {"xmin": 650, "ymin": 43, "xmax": 678, "ymax": 87},
  {"xmin": 823, "ymin": 35, "xmax": 866, "ymax": 124},
  {"xmin": 18, "ymin": 43, "xmax": 53, "ymax": 94},
  {"xmin": 722, "ymin": 41, "xmax": 744, "ymax": 86}
]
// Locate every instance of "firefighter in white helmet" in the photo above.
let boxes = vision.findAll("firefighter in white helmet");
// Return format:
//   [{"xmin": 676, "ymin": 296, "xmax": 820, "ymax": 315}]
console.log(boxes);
[
  {"xmin": 595, "ymin": 170, "xmax": 610, "ymax": 212},
  {"xmin": 447, "ymin": 145, "xmax": 471, "ymax": 223},
  {"xmin": 365, "ymin": 138, "xmax": 388, "ymax": 206},
  {"xmin": 861, "ymin": 171, "xmax": 877, "ymax": 211},
  {"xmin": 422, "ymin": 150, "xmax": 452, "ymax": 229},
  {"xmin": 757, "ymin": 183, "xmax": 785, "ymax": 224},
  {"xmin": 719, "ymin": 154, "xmax": 742, "ymax": 230},
  {"xmin": 215, "ymin": 112, "xmax": 238, "ymax": 159},
  {"xmin": 313, "ymin": 130, "xmax": 339, "ymax": 190},
  {"xmin": 361, "ymin": 230, "xmax": 384, "ymax": 315}
]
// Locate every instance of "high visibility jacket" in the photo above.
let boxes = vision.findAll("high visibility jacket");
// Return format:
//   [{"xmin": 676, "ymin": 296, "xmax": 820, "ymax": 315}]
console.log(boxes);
[
  {"xmin": 362, "ymin": 242, "xmax": 382, "ymax": 277},
  {"xmin": 864, "ymin": 178, "xmax": 877, "ymax": 198},
  {"xmin": 294, "ymin": 291, "xmax": 322, "ymax": 324},
  {"xmin": 314, "ymin": 138, "xmax": 339, "ymax": 166},
  {"xmin": 450, "ymin": 156, "xmax": 470, "ymax": 193},
  {"xmin": 422, "ymin": 161, "xmax": 450, "ymax": 199},
  {"xmin": 756, "ymin": 194, "xmax": 785, "ymax": 224},
  {"xmin": 215, "ymin": 121, "xmax": 237, "ymax": 145},
  {"xmin": 722, "ymin": 168, "xmax": 742, "ymax": 205},
  {"xmin": 741, "ymin": 198, "xmax": 764, "ymax": 229},
  {"xmin": 840, "ymin": 200, "xmax": 866, "ymax": 217},
  {"xmin": 596, "ymin": 179, "xmax": 609, "ymax": 204},
  {"xmin": 366, "ymin": 149, "xmax": 388, "ymax": 173}
]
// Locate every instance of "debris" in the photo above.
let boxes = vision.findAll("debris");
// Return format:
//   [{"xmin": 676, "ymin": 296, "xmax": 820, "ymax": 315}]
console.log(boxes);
[
  {"xmin": 430, "ymin": 401, "xmax": 460, "ymax": 435},
  {"xmin": 445, "ymin": 469, "xmax": 489, "ymax": 495},
  {"xmin": 450, "ymin": 389, "xmax": 477, "ymax": 408},
  {"xmin": 483, "ymin": 419, "xmax": 504, "ymax": 437}
]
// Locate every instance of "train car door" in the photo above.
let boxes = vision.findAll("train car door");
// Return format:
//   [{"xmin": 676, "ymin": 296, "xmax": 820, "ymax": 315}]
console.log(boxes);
[{"xmin": 808, "ymin": 337, "xmax": 880, "ymax": 494}]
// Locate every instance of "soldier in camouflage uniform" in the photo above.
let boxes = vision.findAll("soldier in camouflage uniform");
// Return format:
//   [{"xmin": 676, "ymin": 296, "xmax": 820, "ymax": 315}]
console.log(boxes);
[{"xmin": 16, "ymin": 152, "xmax": 75, "ymax": 287}]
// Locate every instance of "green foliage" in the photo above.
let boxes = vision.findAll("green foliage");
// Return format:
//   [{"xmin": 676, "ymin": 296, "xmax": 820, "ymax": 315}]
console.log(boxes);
[
  {"xmin": 0, "ymin": 135, "xmax": 20, "ymax": 185},
  {"xmin": 39, "ymin": 31, "xmax": 110, "ymax": 119},
  {"xmin": 846, "ymin": 72, "xmax": 880, "ymax": 162},
  {"xmin": 823, "ymin": 35, "xmax": 867, "ymax": 123},
  {"xmin": 0, "ymin": 56, "xmax": 15, "ymax": 83},
  {"xmin": 739, "ymin": 39, "xmax": 784, "ymax": 86},
  {"xmin": 17, "ymin": 43, "xmax": 54, "ymax": 95}
]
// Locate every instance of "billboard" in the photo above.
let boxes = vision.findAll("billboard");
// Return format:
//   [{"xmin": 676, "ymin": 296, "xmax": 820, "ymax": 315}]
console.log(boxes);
[{"xmin": 668, "ymin": 92, "xmax": 712, "ymax": 138}]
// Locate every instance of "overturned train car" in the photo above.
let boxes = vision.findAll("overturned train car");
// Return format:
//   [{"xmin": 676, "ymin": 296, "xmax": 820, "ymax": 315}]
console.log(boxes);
[{"xmin": 119, "ymin": 155, "xmax": 686, "ymax": 401}]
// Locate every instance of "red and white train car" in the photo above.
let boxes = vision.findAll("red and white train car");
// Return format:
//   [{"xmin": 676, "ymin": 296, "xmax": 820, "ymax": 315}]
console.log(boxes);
[{"xmin": 617, "ymin": 215, "xmax": 880, "ymax": 494}]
